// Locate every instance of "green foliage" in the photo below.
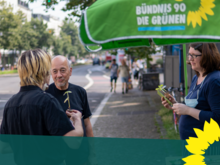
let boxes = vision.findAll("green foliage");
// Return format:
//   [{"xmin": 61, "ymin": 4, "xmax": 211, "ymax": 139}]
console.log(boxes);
[
  {"xmin": 156, "ymin": 58, "xmax": 163, "ymax": 67},
  {"xmin": 0, "ymin": 70, "xmax": 18, "ymax": 75},
  {"xmin": 17, "ymin": 21, "xmax": 38, "ymax": 52},
  {"xmin": 156, "ymin": 58, "xmax": 163, "ymax": 65},
  {"xmin": 61, "ymin": 32, "xmax": 72, "ymax": 56},
  {"xmin": 0, "ymin": 1, "xmax": 23, "ymax": 49},
  {"xmin": 158, "ymin": 107, "xmax": 180, "ymax": 140},
  {"xmin": 30, "ymin": 18, "xmax": 53, "ymax": 49},
  {"xmin": 0, "ymin": 0, "xmax": 54, "ymax": 52},
  {"xmin": 54, "ymin": 19, "xmax": 87, "ymax": 58},
  {"xmin": 125, "ymin": 40, "xmax": 157, "ymax": 68},
  {"xmin": 53, "ymin": 37, "xmax": 64, "ymax": 55},
  {"xmin": 0, "ymin": 0, "xmax": 87, "ymax": 61}
]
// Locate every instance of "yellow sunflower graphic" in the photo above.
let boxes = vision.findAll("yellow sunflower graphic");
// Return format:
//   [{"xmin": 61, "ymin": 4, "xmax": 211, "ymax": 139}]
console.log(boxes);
[
  {"xmin": 182, "ymin": 119, "xmax": 220, "ymax": 165},
  {"xmin": 187, "ymin": 0, "xmax": 215, "ymax": 28},
  {"xmin": 175, "ymin": 0, "xmax": 215, "ymax": 28}
]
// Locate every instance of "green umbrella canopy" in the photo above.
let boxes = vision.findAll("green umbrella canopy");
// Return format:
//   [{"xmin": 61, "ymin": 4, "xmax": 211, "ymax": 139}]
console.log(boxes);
[{"xmin": 79, "ymin": 0, "xmax": 219, "ymax": 51}]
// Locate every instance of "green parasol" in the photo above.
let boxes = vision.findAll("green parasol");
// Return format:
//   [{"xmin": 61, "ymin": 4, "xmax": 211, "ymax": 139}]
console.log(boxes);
[
  {"xmin": 79, "ymin": 0, "xmax": 218, "ymax": 94},
  {"xmin": 79, "ymin": 0, "xmax": 218, "ymax": 50}
]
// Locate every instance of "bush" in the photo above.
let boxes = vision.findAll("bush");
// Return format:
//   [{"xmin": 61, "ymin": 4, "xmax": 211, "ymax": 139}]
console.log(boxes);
[
  {"xmin": 0, "ymin": 70, "xmax": 18, "ymax": 75},
  {"xmin": 156, "ymin": 58, "xmax": 163, "ymax": 68}
]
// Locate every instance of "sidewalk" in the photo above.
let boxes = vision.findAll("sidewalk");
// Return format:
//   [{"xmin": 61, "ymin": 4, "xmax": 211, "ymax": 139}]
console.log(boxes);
[{"xmin": 92, "ymin": 81, "xmax": 164, "ymax": 139}]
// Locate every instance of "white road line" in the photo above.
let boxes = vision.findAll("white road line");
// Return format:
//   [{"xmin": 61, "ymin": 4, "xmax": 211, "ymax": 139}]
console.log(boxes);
[
  {"xmin": 83, "ymin": 69, "xmax": 94, "ymax": 90},
  {"xmin": 83, "ymin": 69, "xmax": 113, "ymax": 127},
  {"xmin": 90, "ymin": 92, "xmax": 113, "ymax": 127},
  {"xmin": 0, "ymin": 100, "xmax": 7, "ymax": 102},
  {"xmin": 103, "ymin": 75, "xmax": 110, "ymax": 79}
]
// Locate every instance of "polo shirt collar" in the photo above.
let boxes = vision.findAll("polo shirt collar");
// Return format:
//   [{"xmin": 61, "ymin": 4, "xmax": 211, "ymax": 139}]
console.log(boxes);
[
  {"xmin": 20, "ymin": 85, "xmax": 42, "ymax": 92},
  {"xmin": 54, "ymin": 83, "xmax": 69, "ymax": 93}
]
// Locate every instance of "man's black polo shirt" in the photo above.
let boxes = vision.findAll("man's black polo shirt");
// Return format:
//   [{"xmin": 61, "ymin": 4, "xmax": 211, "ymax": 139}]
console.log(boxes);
[
  {"xmin": 46, "ymin": 83, "xmax": 92, "ymax": 136},
  {"xmin": 0, "ymin": 85, "xmax": 74, "ymax": 135}
]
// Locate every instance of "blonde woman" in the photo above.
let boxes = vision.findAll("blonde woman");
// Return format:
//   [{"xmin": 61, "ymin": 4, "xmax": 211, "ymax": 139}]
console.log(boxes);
[{"xmin": 0, "ymin": 49, "xmax": 83, "ymax": 164}]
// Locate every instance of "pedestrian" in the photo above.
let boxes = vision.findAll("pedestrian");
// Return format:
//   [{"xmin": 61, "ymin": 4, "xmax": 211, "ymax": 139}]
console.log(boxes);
[
  {"xmin": 0, "ymin": 49, "xmax": 83, "ymax": 165},
  {"xmin": 118, "ymin": 59, "xmax": 130, "ymax": 94},
  {"xmin": 109, "ymin": 59, "xmax": 118, "ymax": 93},
  {"xmin": 46, "ymin": 55, "xmax": 94, "ymax": 165},
  {"xmin": 132, "ymin": 58, "xmax": 140, "ymax": 85},
  {"xmin": 161, "ymin": 43, "xmax": 220, "ymax": 140}
]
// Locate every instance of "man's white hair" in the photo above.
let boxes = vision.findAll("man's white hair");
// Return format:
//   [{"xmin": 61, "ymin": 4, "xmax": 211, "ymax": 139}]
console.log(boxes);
[{"xmin": 52, "ymin": 55, "xmax": 72, "ymax": 68}]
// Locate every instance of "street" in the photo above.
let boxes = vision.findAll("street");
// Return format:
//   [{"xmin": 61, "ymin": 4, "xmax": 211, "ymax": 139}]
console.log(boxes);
[{"xmin": 0, "ymin": 64, "xmax": 110, "ymax": 124}]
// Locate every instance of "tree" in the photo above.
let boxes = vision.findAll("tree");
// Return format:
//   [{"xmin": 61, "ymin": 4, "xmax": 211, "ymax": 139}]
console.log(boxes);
[
  {"xmin": 60, "ymin": 32, "xmax": 72, "ymax": 57},
  {"xmin": 124, "ymin": 40, "xmax": 158, "ymax": 69},
  {"xmin": 53, "ymin": 36, "xmax": 64, "ymax": 55},
  {"xmin": 0, "ymin": 1, "xmax": 23, "ymax": 50},
  {"xmin": 29, "ymin": 0, "xmax": 97, "ymax": 18},
  {"xmin": 17, "ymin": 21, "xmax": 38, "ymax": 53},
  {"xmin": 0, "ymin": 0, "xmax": 25, "ymax": 67},
  {"xmin": 29, "ymin": 18, "xmax": 53, "ymax": 50},
  {"xmin": 60, "ymin": 19, "xmax": 87, "ymax": 58}
]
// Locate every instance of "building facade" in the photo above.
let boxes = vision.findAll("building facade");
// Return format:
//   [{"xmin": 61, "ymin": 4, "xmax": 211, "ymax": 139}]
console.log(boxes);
[{"xmin": 6, "ymin": 0, "xmax": 32, "ymax": 22}]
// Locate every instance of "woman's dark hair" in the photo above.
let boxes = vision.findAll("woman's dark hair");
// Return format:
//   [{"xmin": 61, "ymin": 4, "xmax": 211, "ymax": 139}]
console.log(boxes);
[{"xmin": 188, "ymin": 43, "xmax": 220, "ymax": 76}]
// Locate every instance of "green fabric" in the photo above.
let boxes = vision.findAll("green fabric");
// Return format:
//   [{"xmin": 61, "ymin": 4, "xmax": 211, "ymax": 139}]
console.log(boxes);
[
  {"xmin": 183, "ymin": 44, "xmax": 188, "ymax": 95},
  {"xmin": 0, "ymin": 135, "xmax": 187, "ymax": 165},
  {"xmin": 79, "ymin": 0, "xmax": 220, "ymax": 50}
]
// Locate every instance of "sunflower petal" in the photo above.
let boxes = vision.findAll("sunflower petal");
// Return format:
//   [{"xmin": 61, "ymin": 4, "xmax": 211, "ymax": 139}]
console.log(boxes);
[
  {"xmin": 202, "ymin": 6, "xmax": 214, "ymax": 15},
  {"xmin": 182, "ymin": 155, "xmax": 205, "ymax": 165},
  {"xmin": 195, "ymin": 11, "xmax": 202, "ymax": 26},
  {"xmin": 203, "ymin": 119, "xmax": 220, "ymax": 144},
  {"xmin": 191, "ymin": 12, "xmax": 197, "ymax": 28},
  {"xmin": 187, "ymin": 11, "xmax": 198, "ymax": 28},
  {"xmin": 201, "ymin": 1, "xmax": 215, "ymax": 9},
  {"xmin": 187, "ymin": 11, "xmax": 193, "ymax": 26},
  {"xmin": 199, "ymin": 7, "xmax": 208, "ymax": 21}
]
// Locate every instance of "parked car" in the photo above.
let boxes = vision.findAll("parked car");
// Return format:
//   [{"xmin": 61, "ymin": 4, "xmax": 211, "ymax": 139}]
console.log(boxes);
[
  {"xmin": 76, "ymin": 59, "xmax": 85, "ymax": 64},
  {"xmin": 93, "ymin": 58, "xmax": 100, "ymax": 65}
]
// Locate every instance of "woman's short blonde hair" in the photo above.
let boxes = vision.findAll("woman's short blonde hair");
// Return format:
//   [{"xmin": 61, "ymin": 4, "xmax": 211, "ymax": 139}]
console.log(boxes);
[{"xmin": 18, "ymin": 49, "xmax": 51, "ymax": 86}]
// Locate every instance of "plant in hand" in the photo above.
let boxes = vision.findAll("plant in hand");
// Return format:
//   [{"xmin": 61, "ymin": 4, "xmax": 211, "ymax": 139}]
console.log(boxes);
[{"xmin": 64, "ymin": 91, "xmax": 72, "ymax": 110}]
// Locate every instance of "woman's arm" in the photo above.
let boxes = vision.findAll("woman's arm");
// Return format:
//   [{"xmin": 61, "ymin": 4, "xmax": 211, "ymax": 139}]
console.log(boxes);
[
  {"xmin": 173, "ymin": 79, "xmax": 220, "ymax": 122},
  {"xmin": 199, "ymin": 79, "xmax": 220, "ymax": 123},
  {"xmin": 172, "ymin": 104, "xmax": 200, "ymax": 120}
]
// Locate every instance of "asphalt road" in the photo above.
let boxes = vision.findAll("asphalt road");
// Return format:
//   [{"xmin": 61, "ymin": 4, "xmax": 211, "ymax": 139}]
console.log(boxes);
[{"xmin": 0, "ymin": 64, "xmax": 110, "ymax": 124}]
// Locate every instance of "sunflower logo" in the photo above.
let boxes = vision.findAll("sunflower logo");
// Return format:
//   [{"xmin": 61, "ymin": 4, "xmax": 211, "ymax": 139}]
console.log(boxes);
[
  {"xmin": 175, "ymin": 0, "xmax": 215, "ymax": 28},
  {"xmin": 182, "ymin": 119, "xmax": 220, "ymax": 165}
]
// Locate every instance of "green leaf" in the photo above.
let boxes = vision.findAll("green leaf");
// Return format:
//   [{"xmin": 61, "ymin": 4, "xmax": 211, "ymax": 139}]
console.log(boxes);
[
  {"xmin": 63, "ymin": 91, "xmax": 72, "ymax": 96},
  {"xmin": 64, "ymin": 98, "xmax": 68, "ymax": 103}
]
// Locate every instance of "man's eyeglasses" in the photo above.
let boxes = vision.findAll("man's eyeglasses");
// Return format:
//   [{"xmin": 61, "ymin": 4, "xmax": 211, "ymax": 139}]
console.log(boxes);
[{"xmin": 188, "ymin": 54, "xmax": 202, "ymax": 59}]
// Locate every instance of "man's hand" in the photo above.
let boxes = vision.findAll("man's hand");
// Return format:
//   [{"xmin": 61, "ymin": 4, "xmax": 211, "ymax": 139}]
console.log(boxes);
[{"xmin": 66, "ymin": 110, "xmax": 82, "ymax": 125}]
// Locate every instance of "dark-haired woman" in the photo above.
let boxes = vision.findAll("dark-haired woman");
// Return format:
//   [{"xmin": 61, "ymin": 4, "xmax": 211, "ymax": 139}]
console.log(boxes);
[{"xmin": 161, "ymin": 43, "xmax": 220, "ymax": 140}]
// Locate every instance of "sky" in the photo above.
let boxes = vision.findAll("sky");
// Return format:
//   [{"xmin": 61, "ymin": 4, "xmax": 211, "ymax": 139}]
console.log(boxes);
[{"xmin": 27, "ymin": 0, "xmax": 72, "ymax": 22}]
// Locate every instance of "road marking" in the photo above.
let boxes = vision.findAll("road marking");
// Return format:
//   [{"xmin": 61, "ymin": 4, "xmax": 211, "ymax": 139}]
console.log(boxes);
[
  {"xmin": 0, "ymin": 100, "xmax": 7, "ymax": 102},
  {"xmin": 103, "ymin": 75, "xmax": 110, "ymax": 79},
  {"xmin": 91, "ymin": 114, "xmax": 112, "ymax": 118},
  {"xmin": 90, "ymin": 92, "xmax": 113, "ymax": 127},
  {"xmin": 83, "ymin": 69, "xmax": 94, "ymax": 90}
]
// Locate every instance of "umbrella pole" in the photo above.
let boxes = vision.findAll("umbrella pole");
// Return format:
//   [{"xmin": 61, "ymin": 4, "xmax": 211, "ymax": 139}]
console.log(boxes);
[{"xmin": 183, "ymin": 44, "xmax": 188, "ymax": 95}]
